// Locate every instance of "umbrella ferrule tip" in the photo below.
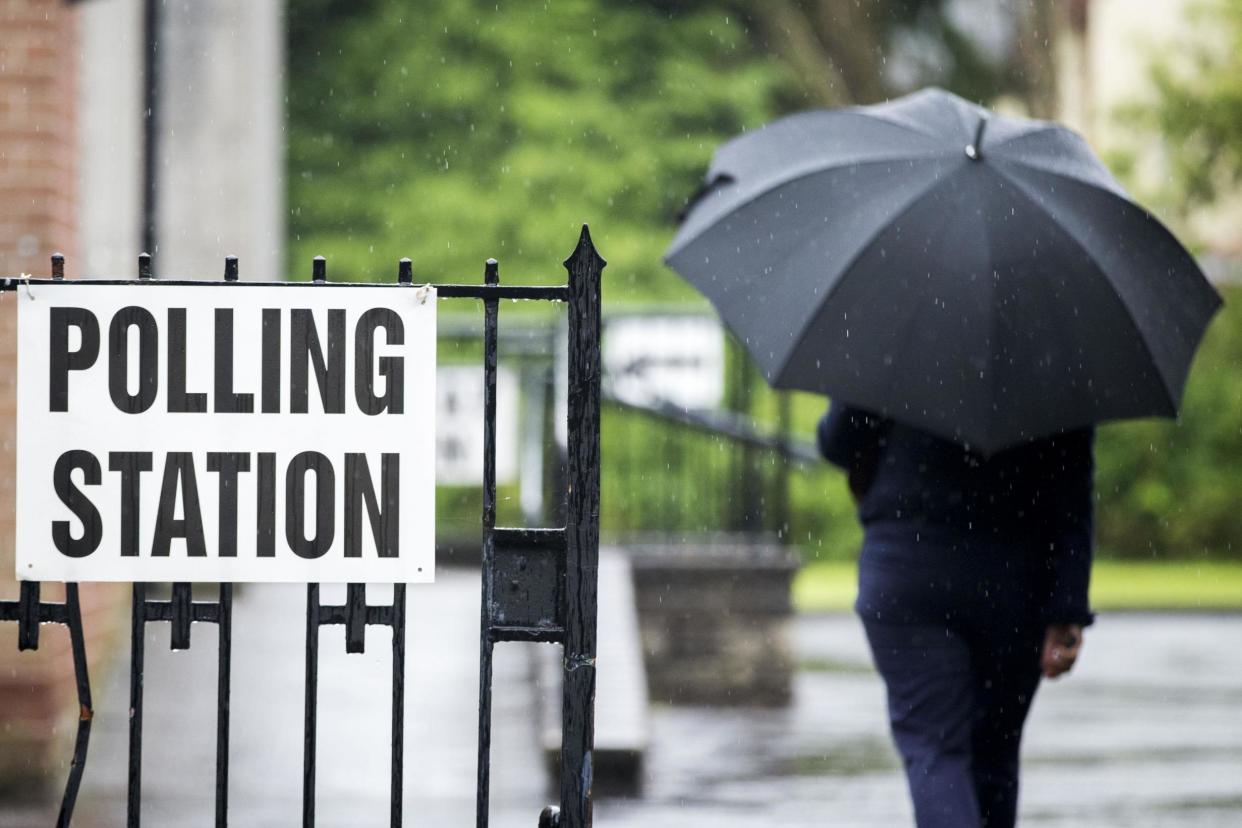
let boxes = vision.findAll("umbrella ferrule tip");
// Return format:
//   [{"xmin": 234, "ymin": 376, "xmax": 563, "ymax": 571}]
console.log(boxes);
[{"xmin": 965, "ymin": 144, "xmax": 981, "ymax": 161}]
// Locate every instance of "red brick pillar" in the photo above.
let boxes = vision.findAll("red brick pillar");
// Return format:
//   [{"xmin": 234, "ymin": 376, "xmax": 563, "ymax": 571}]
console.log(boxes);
[
  {"xmin": 1, "ymin": 0, "xmax": 79, "ymax": 565},
  {"xmin": 0, "ymin": 0, "xmax": 81, "ymax": 794}
]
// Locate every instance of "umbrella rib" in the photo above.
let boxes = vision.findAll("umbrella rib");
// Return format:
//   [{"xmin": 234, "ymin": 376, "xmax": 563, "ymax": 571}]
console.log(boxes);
[
  {"xmin": 984, "ymin": 123, "xmax": 1065, "ymax": 153},
  {"xmin": 850, "ymin": 108, "xmax": 944, "ymax": 141},
  {"xmin": 772, "ymin": 169, "xmax": 964, "ymax": 387},
  {"xmin": 986, "ymin": 163, "xmax": 1182, "ymax": 412},
  {"xmin": 668, "ymin": 152, "xmax": 951, "ymax": 260},
  {"xmin": 1000, "ymin": 152, "xmax": 1129, "ymax": 199}
]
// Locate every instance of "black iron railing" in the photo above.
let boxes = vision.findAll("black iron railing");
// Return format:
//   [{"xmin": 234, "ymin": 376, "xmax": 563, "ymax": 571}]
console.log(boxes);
[
  {"xmin": 0, "ymin": 226, "xmax": 604, "ymax": 828},
  {"xmin": 602, "ymin": 391, "xmax": 819, "ymax": 545},
  {"xmin": 0, "ymin": 581, "xmax": 92, "ymax": 828}
]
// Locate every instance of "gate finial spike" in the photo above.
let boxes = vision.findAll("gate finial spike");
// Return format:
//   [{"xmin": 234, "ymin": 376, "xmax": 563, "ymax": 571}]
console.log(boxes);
[
  {"xmin": 484, "ymin": 258, "xmax": 499, "ymax": 285},
  {"xmin": 563, "ymin": 224, "xmax": 606, "ymax": 272}
]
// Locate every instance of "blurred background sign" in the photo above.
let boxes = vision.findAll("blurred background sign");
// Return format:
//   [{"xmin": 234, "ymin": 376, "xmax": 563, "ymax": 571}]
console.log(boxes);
[
  {"xmin": 603, "ymin": 314, "xmax": 724, "ymax": 411},
  {"xmin": 436, "ymin": 364, "xmax": 519, "ymax": 486}
]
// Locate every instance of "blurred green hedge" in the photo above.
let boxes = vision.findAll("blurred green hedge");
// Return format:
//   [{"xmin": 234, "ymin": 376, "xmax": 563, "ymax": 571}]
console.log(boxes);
[
  {"xmin": 1093, "ymin": 287, "xmax": 1241, "ymax": 560},
  {"xmin": 289, "ymin": 0, "xmax": 1241, "ymax": 562}
]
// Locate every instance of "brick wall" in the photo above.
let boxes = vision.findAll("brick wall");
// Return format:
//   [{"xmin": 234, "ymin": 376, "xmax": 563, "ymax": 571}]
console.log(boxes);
[
  {"xmin": 0, "ymin": 0, "xmax": 77, "ymax": 274},
  {"xmin": 1, "ymin": 0, "xmax": 79, "ymax": 599},
  {"xmin": 0, "ymin": 0, "xmax": 82, "ymax": 793}
]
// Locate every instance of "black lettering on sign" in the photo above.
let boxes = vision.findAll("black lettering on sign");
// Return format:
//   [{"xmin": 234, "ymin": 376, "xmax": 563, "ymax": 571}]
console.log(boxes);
[
  {"xmin": 290, "ymin": 309, "xmax": 345, "ymax": 414},
  {"xmin": 49, "ymin": 308, "xmax": 99, "ymax": 412},
  {"xmin": 344, "ymin": 453, "xmax": 399, "ymax": 558},
  {"xmin": 108, "ymin": 306, "xmax": 159, "ymax": 413},
  {"xmin": 286, "ymin": 451, "xmax": 335, "ymax": 558},
  {"xmin": 355, "ymin": 308, "xmax": 405, "ymax": 415},
  {"xmin": 167, "ymin": 308, "xmax": 207, "ymax": 412},
  {"xmin": 261, "ymin": 309, "xmax": 281, "ymax": 414},
  {"xmin": 152, "ymin": 452, "xmax": 207, "ymax": 557},
  {"xmin": 256, "ymin": 452, "xmax": 277, "ymax": 557},
  {"xmin": 52, "ymin": 450, "xmax": 102, "ymax": 558},
  {"xmin": 207, "ymin": 452, "xmax": 251, "ymax": 557},
  {"xmin": 213, "ymin": 309, "xmax": 254, "ymax": 413},
  {"xmin": 108, "ymin": 451, "xmax": 153, "ymax": 557}
]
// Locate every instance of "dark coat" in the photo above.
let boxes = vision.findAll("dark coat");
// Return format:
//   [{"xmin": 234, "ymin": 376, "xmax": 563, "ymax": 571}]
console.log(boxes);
[{"xmin": 818, "ymin": 402, "xmax": 1095, "ymax": 625}]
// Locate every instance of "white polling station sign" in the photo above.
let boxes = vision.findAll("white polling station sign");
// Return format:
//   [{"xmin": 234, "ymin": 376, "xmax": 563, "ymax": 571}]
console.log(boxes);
[{"xmin": 15, "ymin": 282, "xmax": 436, "ymax": 583}]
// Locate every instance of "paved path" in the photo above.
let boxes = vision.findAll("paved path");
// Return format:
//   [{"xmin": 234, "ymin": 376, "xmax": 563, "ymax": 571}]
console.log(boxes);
[
  {"xmin": 602, "ymin": 613, "xmax": 1242, "ymax": 827},
  {"xmin": 6, "ymin": 584, "xmax": 1240, "ymax": 826}
]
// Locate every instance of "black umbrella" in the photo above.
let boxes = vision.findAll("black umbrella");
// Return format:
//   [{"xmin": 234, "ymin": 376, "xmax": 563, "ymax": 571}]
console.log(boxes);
[{"xmin": 665, "ymin": 87, "xmax": 1221, "ymax": 454}]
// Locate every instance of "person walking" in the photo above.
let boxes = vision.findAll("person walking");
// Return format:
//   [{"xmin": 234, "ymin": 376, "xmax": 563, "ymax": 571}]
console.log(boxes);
[
  {"xmin": 667, "ymin": 87, "xmax": 1218, "ymax": 822},
  {"xmin": 819, "ymin": 401, "xmax": 1093, "ymax": 828}
]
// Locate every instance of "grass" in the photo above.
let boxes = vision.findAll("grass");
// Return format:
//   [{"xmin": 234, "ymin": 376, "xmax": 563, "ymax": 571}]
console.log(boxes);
[{"xmin": 794, "ymin": 559, "xmax": 1242, "ymax": 614}]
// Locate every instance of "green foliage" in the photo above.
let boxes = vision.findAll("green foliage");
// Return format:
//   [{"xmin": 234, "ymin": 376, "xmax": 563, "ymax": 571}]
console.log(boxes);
[
  {"xmin": 1095, "ymin": 288, "xmax": 1242, "ymax": 559},
  {"xmin": 1128, "ymin": 0, "xmax": 1242, "ymax": 211},
  {"xmin": 288, "ymin": 0, "xmax": 791, "ymax": 302},
  {"xmin": 1098, "ymin": 0, "xmax": 1242, "ymax": 560},
  {"xmin": 288, "ymin": 0, "xmax": 1242, "ymax": 563}
]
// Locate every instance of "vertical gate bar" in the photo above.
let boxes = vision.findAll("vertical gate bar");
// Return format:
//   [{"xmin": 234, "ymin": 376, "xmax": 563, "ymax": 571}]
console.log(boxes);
[
  {"xmin": 128, "ymin": 254, "xmax": 148, "ymax": 828},
  {"xmin": 215, "ymin": 583, "xmax": 233, "ymax": 828},
  {"xmin": 390, "ymin": 583, "xmax": 406, "ymax": 828},
  {"xmin": 560, "ymin": 226, "xmax": 604, "ymax": 828},
  {"xmin": 303, "ymin": 583, "xmax": 320, "ymax": 827},
  {"xmin": 540, "ymin": 358, "xmax": 560, "ymax": 528},
  {"xmin": 304, "ymin": 255, "xmax": 325, "ymax": 828},
  {"xmin": 727, "ymin": 338, "xmax": 743, "ymax": 532},
  {"xmin": 17, "ymin": 581, "xmax": 39, "ymax": 651},
  {"xmin": 774, "ymin": 393, "xmax": 791, "ymax": 544},
  {"xmin": 55, "ymin": 584, "xmax": 93, "ymax": 828},
  {"xmin": 738, "ymin": 364, "xmax": 759, "ymax": 534},
  {"xmin": 170, "ymin": 582, "xmax": 192, "ymax": 650},
  {"xmin": 128, "ymin": 583, "xmax": 147, "ymax": 828},
  {"xmin": 678, "ymin": 428, "xmax": 687, "ymax": 533},
  {"xmin": 216, "ymin": 256, "xmax": 236, "ymax": 827},
  {"xmin": 475, "ymin": 256, "xmax": 500, "ymax": 828},
  {"xmin": 345, "ymin": 583, "xmax": 367, "ymax": 654},
  {"xmin": 390, "ymin": 258, "xmax": 409, "ymax": 827}
]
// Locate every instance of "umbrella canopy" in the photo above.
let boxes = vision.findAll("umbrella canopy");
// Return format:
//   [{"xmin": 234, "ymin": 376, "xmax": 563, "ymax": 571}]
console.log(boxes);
[{"xmin": 666, "ymin": 87, "xmax": 1222, "ymax": 454}]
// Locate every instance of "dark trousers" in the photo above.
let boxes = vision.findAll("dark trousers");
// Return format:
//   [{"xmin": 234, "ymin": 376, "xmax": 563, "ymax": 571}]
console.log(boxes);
[{"xmin": 857, "ymin": 530, "xmax": 1046, "ymax": 828}]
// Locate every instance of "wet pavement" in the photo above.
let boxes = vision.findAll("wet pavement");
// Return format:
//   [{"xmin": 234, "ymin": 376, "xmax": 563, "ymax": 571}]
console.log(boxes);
[
  {"xmin": 605, "ymin": 612, "xmax": 1242, "ymax": 827},
  {"xmin": 5, "ymin": 573, "xmax": 1241, "ymax": 826}
]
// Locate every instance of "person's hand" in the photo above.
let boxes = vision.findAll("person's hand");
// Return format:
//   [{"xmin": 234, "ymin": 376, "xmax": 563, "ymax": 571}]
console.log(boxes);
[{"xmin": 1041, "ymin": 623, "xmax": 1084, "ymax": 679}]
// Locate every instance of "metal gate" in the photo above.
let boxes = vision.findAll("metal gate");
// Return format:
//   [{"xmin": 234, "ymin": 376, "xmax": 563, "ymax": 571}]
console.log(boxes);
[{"xmin": 0, "ymin": 226, "xmax": 605, "ymax": 828}]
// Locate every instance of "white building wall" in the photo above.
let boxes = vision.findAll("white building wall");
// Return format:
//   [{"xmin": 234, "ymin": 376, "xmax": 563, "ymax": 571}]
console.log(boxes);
[
  {"xmin": 76, "ymin": 0, "xmax": 144, "ymax": 277},
  {"xmin": 158, "ymin": 0, "xmax": 285, "ymax": 280},
  {"xmin": 1061, "ymin": 0, "xmax": 1241, "ymax": 261},
  {"xmin": 77, "ymin": 0, "xmax": 285, "ymax": 280}
]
